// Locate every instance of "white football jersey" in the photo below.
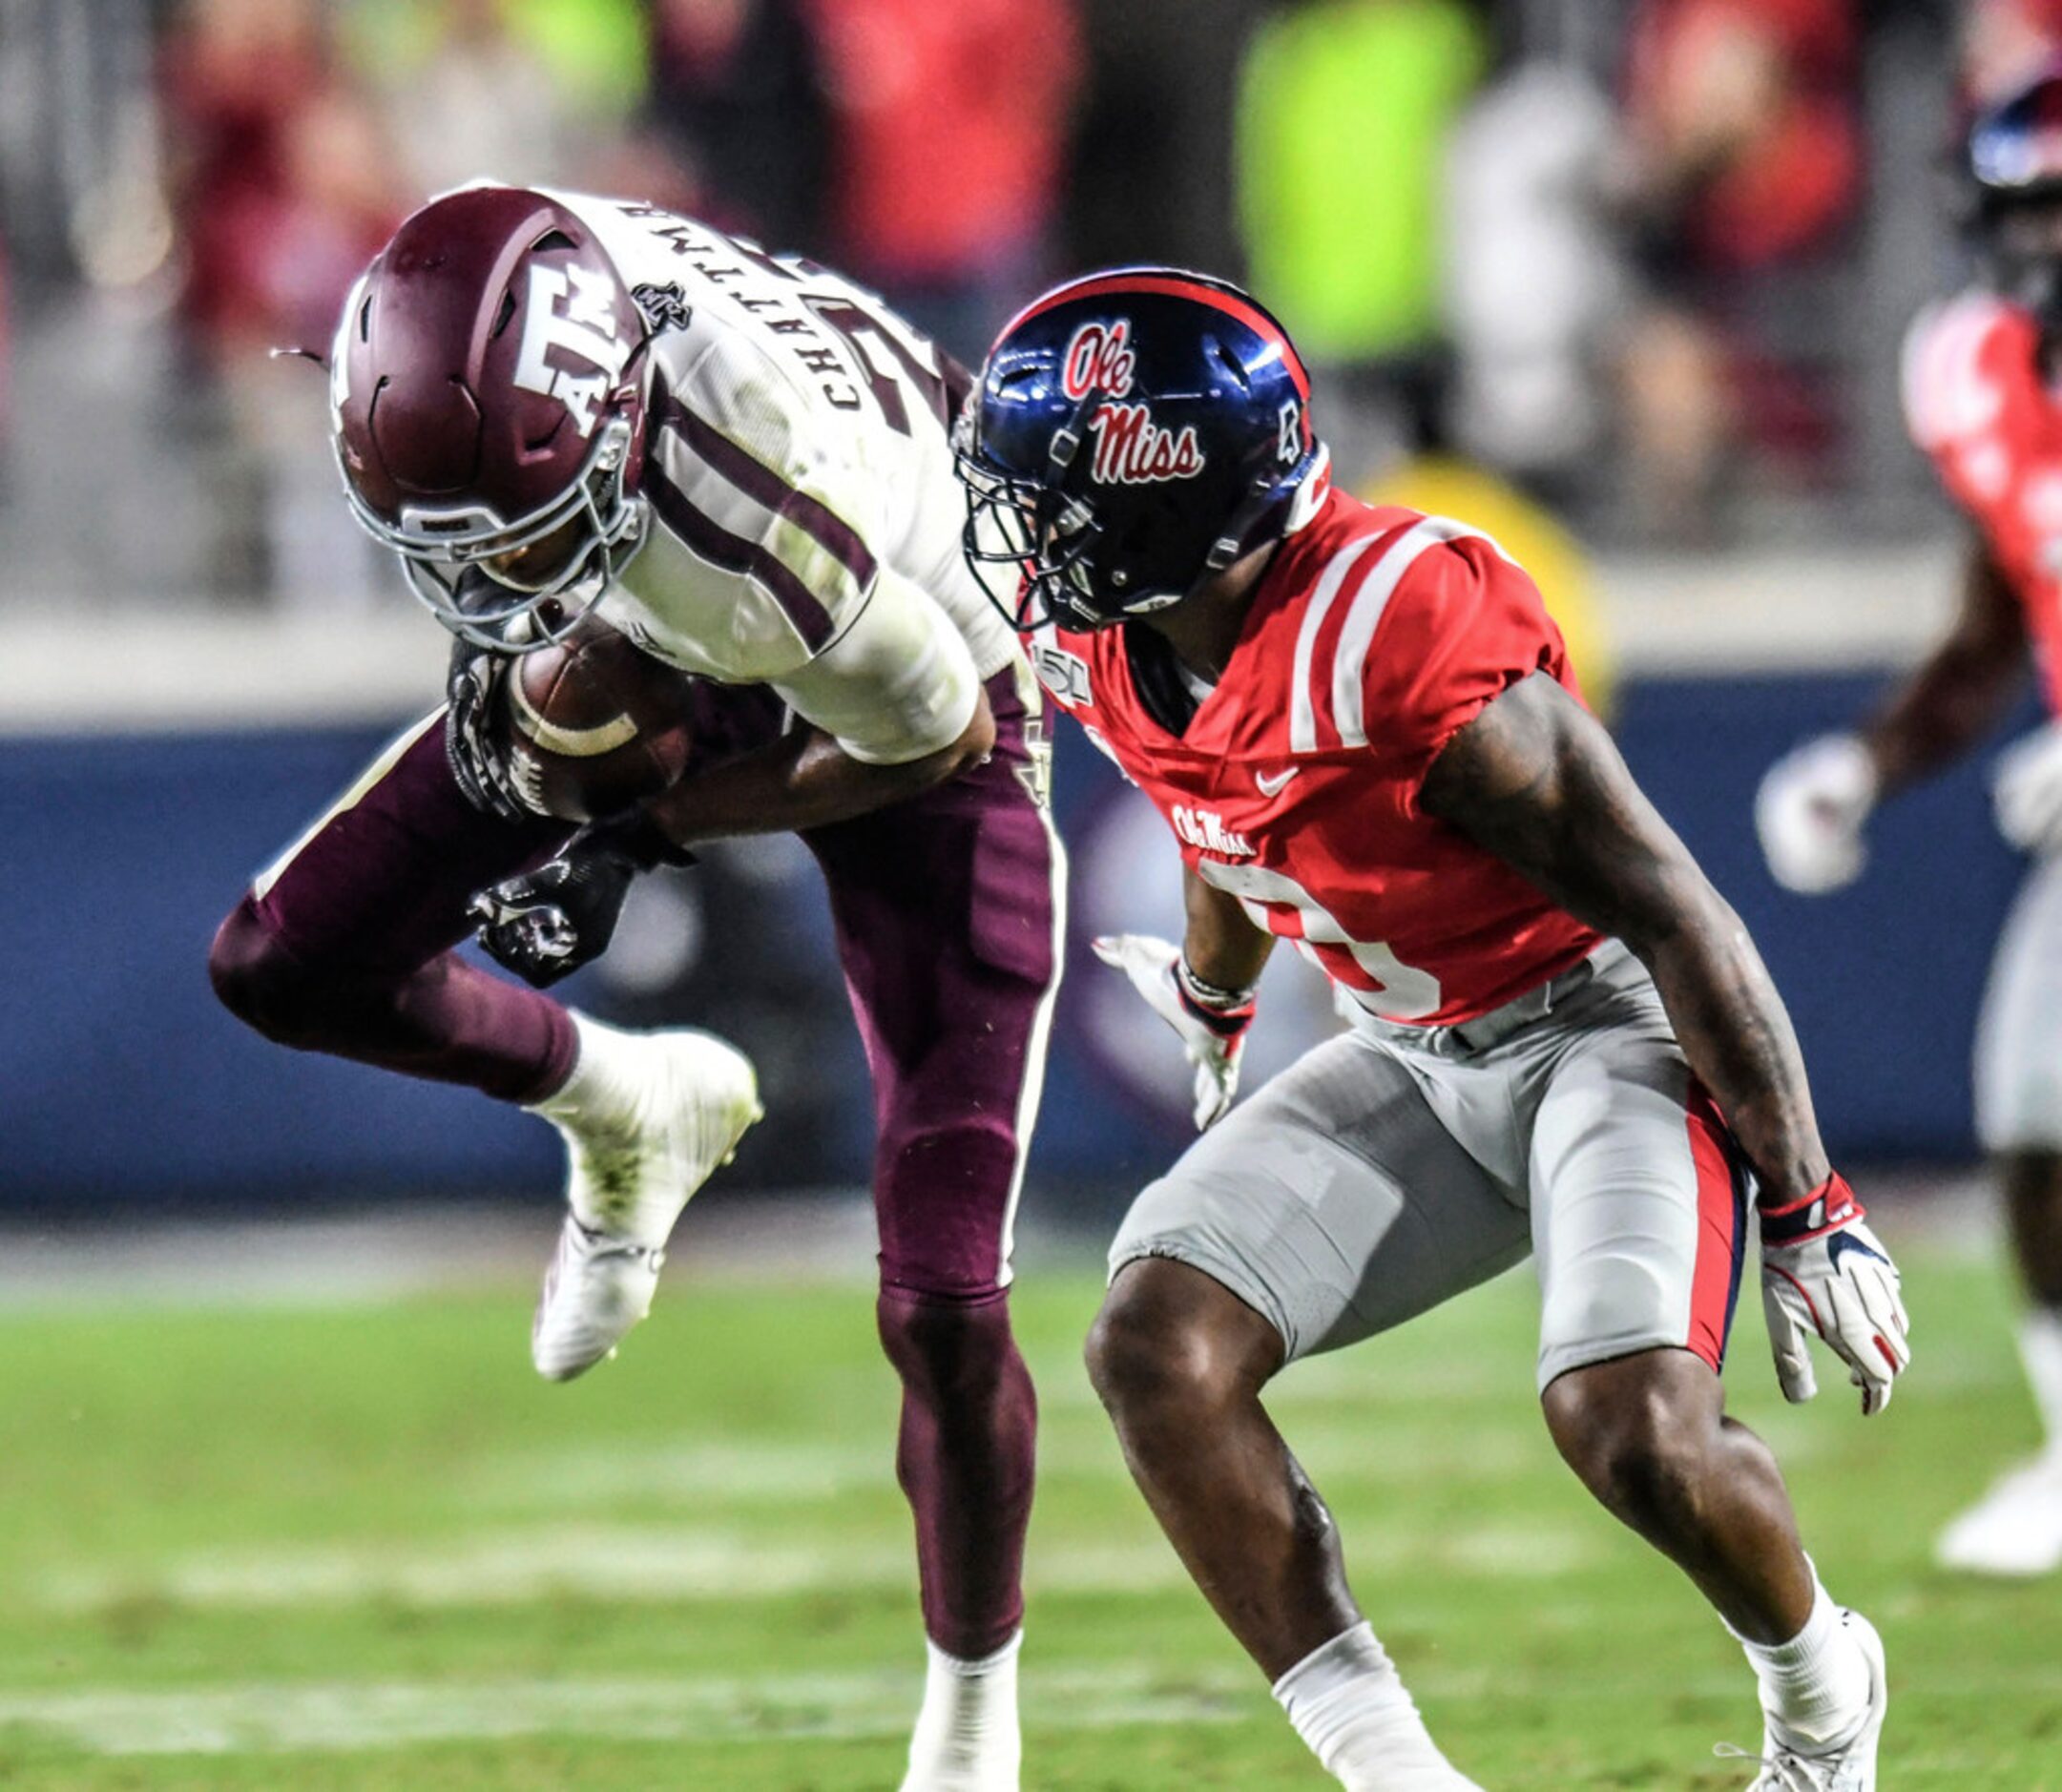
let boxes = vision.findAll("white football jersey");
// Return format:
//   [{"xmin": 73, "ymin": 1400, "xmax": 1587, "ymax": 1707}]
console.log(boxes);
[{"xmin": 544, "ymin": 189, "xmax": 1023, "ymax": 765}]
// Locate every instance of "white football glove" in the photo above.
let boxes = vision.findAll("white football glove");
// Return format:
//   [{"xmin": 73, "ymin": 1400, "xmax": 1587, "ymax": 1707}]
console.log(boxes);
[
  {"xmin": 1092, "ymin": 934, "xmax": 1256, "ymax": 1131},
  {"xmin": 1754, "ymin": 734, "xmax": 1879, "ymax": 894},
  {"xmin": 1759, "ymin": 1173, "xmax": 1911, "ymax": 1417},
  {"xmin": 1993, "ymin": 721, "xmax": 2062, "ymax": 856}
]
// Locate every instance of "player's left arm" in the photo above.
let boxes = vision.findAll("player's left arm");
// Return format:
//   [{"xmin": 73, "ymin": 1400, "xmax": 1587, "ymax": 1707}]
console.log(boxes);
[{"xmin": 1422, "ymin": 670, "xmax": 1911, "ymax": 1412}]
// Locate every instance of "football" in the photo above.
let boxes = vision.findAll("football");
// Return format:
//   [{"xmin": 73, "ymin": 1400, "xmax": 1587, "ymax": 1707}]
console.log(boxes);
[{"xmin": 495, "ymin": 615, "xmax": 698, "ymax": 823}]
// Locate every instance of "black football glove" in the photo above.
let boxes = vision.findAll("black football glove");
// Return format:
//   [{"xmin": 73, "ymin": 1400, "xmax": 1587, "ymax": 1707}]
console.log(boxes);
[
  {"xmin": 469, "ymin": 814, "xmax": 695, "ymax": 989},
  {"xmin": 444, "ymin": 573, "xmax": 531, "ymax": 823}
]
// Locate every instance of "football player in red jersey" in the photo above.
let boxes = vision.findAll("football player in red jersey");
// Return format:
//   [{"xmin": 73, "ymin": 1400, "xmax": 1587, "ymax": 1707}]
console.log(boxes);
[
  {"xmin": 1756, "ymin": 62, "xmax": 2062, "ymax": 1579},
  {"xmin": 959, "ymin": 272, "xmax": 1910, "ymax": 1790}
]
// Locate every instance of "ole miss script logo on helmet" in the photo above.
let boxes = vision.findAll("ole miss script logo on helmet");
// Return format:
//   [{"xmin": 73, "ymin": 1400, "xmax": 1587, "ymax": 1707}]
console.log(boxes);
[{"xmin": 1061, "ymin": 320, "xmax": 1205, "ymax": 486}]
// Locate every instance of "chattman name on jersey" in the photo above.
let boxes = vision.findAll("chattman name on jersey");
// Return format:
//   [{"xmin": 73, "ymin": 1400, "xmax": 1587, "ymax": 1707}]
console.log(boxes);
[{"xmin": 615, "ymin": 201, "xmax": 872, "ymax": 415}]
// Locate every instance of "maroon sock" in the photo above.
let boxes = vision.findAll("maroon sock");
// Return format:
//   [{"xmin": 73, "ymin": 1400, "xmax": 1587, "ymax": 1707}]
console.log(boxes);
[
  {"xmin": 210, "ymin": 896, "xmax": 576, "ymax": 1104},
  {"xmin": 877, "ymin": 1284, "xmax": 1038, "ymax": 1660}
]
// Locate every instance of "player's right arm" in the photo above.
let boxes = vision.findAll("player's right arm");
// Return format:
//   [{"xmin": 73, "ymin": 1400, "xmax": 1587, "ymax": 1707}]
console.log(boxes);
[
  {"xmin": 625, "ymin": 329, "xmax": 994, "ymax": 844},
  {"xmin": 639, "ymin": 557, "xmax": 996, "ymax": 844},
  {"xmin": 642, "ymin": 680, "xmax": 994, "ymax": 844}
]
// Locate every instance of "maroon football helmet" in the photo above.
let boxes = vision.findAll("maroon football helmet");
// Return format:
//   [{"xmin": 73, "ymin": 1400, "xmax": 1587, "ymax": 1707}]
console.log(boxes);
[{"xmin": 330, "ymin": 186, "xmax": 652, "ymax": 650}]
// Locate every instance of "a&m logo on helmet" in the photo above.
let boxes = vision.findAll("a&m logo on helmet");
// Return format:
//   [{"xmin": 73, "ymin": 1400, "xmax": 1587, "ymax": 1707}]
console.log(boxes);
[
  {"xmin": 512, "ymin": 263, "xmax": 635, "ymax": 436},
  {"xmin": 1059, "ymin": 317, "xmax": 1206, "ymax": 487}
]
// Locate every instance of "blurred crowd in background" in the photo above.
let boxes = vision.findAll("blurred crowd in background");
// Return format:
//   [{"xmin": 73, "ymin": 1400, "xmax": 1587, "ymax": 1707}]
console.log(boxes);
[{"xmin": 0, "ymin": 0, "xmax": 2048, "ymax": 610}]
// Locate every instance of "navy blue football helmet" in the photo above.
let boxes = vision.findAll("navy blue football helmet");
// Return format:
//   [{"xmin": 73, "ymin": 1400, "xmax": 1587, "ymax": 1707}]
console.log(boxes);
[
  {"xmin": 955, "ymin": 267, "xmax": 1328, "ymax": 631},
  {"xmin": 1968, "ymin": 59, "xmax": 2062, "ymax": 330}
]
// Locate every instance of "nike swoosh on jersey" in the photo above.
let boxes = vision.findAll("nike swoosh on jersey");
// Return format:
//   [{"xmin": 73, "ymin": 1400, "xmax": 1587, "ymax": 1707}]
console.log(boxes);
[{"xmin": 1255, "ymin": 767, "xmax": 1300, "ymax": 796}]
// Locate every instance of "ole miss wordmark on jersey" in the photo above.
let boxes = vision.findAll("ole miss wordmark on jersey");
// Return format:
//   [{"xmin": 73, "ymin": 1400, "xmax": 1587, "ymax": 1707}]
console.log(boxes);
[
  {"xmin": 1904, "ymin": 289, "xmax": 2062, "ymax": 713},
  {"xmin": 1031, "ymin": 489, "xmax": 1601, "ymax": 1026}
]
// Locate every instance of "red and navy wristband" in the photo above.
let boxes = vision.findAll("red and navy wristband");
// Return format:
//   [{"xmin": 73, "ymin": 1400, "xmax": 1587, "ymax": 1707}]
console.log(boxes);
[
  {"xmin": 1759, "ymin": 1171, "xmax": 1863, "ymax": 1246},
  {"xmin": 1174, "ymin": 961, "xmax": 1258, "ymax": 1037}
]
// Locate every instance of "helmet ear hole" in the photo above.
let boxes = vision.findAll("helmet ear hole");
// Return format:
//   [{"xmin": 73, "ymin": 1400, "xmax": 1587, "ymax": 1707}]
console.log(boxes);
[{"xmin": 1207, "ymin": 336, "xmax": 1250, "ymax": 390}]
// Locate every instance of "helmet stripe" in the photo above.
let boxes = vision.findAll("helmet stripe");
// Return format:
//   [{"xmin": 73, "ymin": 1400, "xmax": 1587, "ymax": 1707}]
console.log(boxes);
[{"xmin": 997, "ymin": 271, "xmax": 1310, "ymax": 400}]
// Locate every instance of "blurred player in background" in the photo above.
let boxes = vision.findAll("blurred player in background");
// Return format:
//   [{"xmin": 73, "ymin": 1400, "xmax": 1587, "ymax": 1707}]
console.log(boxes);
[
  {"xmin": 209, "ymin": 185, "xmax": 1059, "ymax": 1791},
  {"xmin": 1755, "ymin": 61, "xmax": 2062, "ymax": 1579},
  {"xmin": 959, "ymin": 271, "xmax": 1908, "ymax": 1790}
]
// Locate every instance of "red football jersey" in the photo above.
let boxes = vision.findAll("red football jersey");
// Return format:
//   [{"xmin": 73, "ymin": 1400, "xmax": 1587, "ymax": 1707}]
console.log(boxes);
[
  {"xmin": 1902, "ymin": 289, "xmax": 2062, "ymax": 714},
  {"xmin": 1031, "ymin": 488, "xmax": 1602, "ymax": 1026}
]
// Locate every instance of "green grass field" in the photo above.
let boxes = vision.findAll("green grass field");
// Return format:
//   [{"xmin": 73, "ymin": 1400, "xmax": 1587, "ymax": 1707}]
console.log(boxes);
[{"xmin": 0, "ymin": 1234, "xmax": 2056, "ymax": 1789}]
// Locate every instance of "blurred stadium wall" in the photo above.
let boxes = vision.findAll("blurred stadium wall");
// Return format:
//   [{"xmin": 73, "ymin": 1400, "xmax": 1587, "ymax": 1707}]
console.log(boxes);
[{"xmin": 4, "ymin": 545, "xmax": 2035, "ymax": 1213}]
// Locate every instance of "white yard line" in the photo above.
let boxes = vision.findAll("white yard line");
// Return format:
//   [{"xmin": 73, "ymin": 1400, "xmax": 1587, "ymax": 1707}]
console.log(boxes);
[
  {"xmin": 466, "ymin": 1438, "xmax": 897, "ymax": 1506},
  {"xmin": 33, "ymin": 1514, "xmax": 1610, "ymax": 1616},
  {"xmin": 0, "ymin": 1665, "xmax": 1260, "ymax": 1757},
  {"xmin": 0, "ymin": 1197, "xmax": 884, "ymax": 1310},
  {"xmin": 35, "ymin": 1525, "xmax": 1194, "ymax": 1611},
  {"xmin": 461, "ymin": 1417, "xmax": 1561, "ymax": 1513},
  {"xmin": 0, "ymin": 1661, "xmax": 2054, "ymax": 1761}
]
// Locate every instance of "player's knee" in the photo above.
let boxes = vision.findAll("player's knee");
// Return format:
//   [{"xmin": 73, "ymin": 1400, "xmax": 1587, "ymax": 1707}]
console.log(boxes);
[
  {"xmin": 210, "ymin": 898, "xmax": 395, "ymax": 1052},
  {"xmin": 209, "ymin": 899, "xmax": 316, "ymax": 1043},
  {"xmin": 877, "ymin": 1284, "xmax": 1020, "ymax": 1405},
  {"xmin": 1543, "ymin": 1360, "xmax": 1718, "ymax": 1535},
  {"xmin": 1086, "ymin": 1265, "xmax": 1252, "ymax": 1427}
]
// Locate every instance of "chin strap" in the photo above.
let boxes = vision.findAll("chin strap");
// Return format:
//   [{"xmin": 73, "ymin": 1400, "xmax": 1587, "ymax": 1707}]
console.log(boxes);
[{"xmin": 1197, "ymin": 441, "xmax": 1331, "ymax": 585}]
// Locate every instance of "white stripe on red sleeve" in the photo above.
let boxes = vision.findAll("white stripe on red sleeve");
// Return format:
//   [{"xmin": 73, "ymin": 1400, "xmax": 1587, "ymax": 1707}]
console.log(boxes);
[
  {"xmin": 1900, "ymin": 291, "xmax": 2007, "ymax": 449},
  {"xmin": 1328, "ymin": 516, "xmax": 1491, "ymax": 750},
  {"xmin": 1287, "ymin": 532, "xmax": 1386, "ymax": 754}
]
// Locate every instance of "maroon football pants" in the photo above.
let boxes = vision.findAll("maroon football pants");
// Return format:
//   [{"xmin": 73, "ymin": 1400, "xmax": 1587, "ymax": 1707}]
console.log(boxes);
[{"xmin": 209, "ymin": 672, "xmax": 1059, "ymax": 1657}]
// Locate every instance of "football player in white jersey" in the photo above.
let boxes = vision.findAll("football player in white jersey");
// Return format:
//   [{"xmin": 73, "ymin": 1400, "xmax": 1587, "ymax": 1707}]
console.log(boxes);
[{"xmin": 210, "ymin": 186, "xmax": 1061, "ymax": 1789}]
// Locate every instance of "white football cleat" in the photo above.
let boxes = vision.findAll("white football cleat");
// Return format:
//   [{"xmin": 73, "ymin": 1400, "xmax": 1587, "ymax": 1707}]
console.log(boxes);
[
  {"xmin": 1716, "ymin": 1610, "xmax": 1886, "ymax": 1791},
  {"xmin": 1935, "ymin": 1451, "xmax": 2062, "ymax": 1576},
  {"xmin": 531, "ymin": 1026, "xmax": 761, "ymax": 1382}
]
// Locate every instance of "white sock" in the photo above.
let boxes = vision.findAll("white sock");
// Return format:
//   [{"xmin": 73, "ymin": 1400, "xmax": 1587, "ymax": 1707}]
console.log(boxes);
[
  {"xmin": 524, "ymin": 1013, "xmax": 674, "ymax": 1243},
  {"xmin": 901, "ymin": 1631, "xmax": 1021, "ymax": 1792},
  {"xmin": 2020, "ymin": 1309, "xmax": 2062, "ymax": 1454},
  {"xmin": 1733, "ymin": 1567, "xmax": 1872, "ymax": 1751},
  {"xmin": 1273, "ymin": 1621, "xmax": 1470, "ymax": 1791},
  {"xmin": 526, "ymin": 1012, "xmax": 640, "ymax": 1131}
]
